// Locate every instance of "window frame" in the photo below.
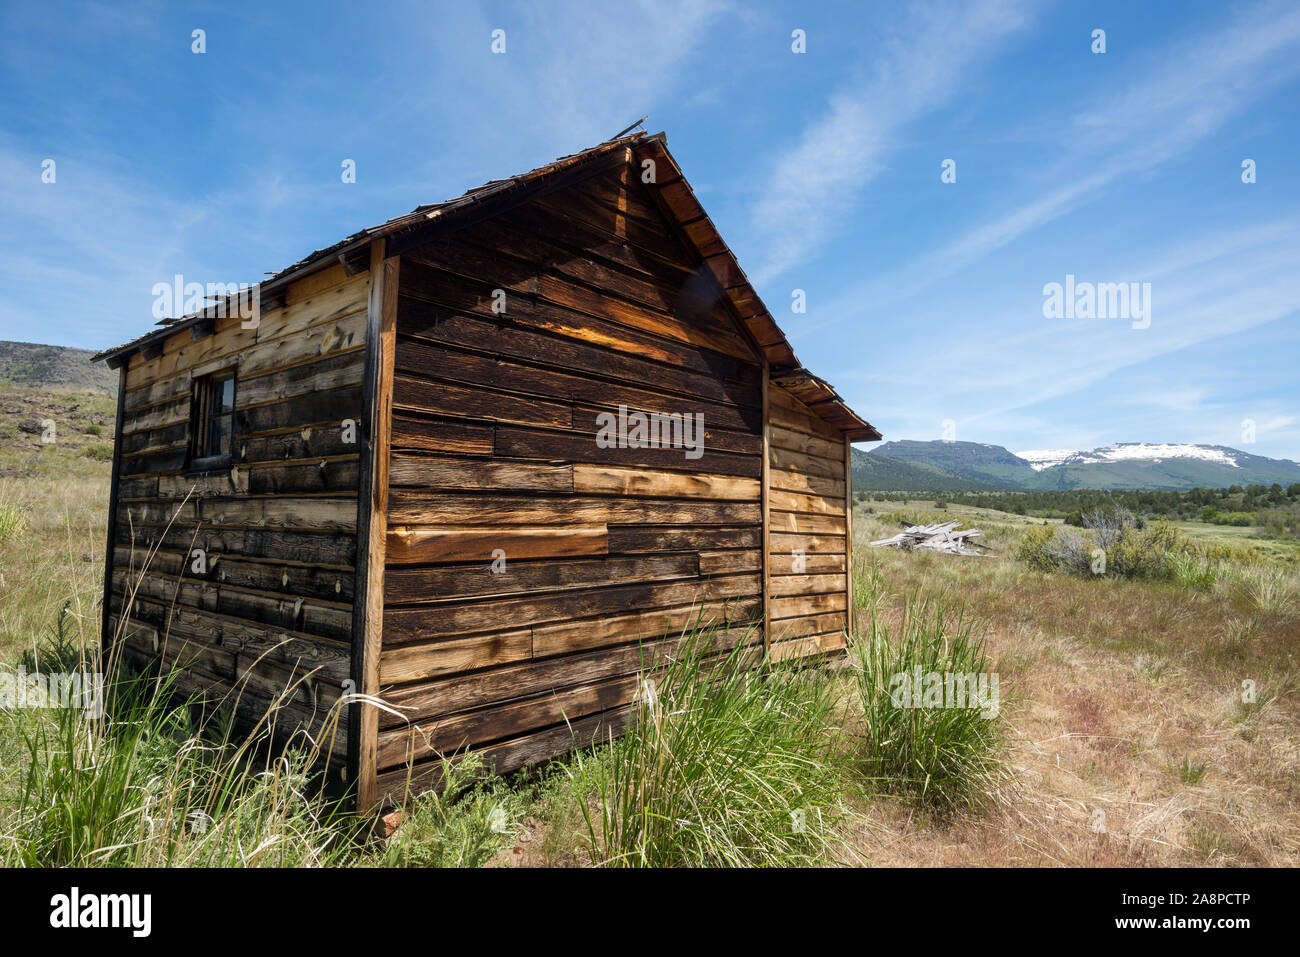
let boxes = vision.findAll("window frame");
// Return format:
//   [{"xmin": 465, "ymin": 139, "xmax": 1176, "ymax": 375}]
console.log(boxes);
[{"xmin": 187, "ymin": 367, "xmax": 238, "ymax": 472}]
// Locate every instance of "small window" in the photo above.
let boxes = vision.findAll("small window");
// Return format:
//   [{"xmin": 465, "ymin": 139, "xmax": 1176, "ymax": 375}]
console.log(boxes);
[{"xmin": 189, "ymin": 370, "xmax": 236, "ymax": 468}]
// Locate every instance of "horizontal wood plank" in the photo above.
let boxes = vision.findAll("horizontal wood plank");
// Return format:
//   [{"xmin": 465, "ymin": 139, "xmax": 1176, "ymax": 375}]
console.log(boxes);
[{"xmin": 386, "ymin": 525, "xmax": 608, "ymax": 565}]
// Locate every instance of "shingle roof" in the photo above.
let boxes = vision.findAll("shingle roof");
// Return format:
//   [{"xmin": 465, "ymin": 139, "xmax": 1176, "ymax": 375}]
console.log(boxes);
[{"xmin": 93, "ymin": 130, "xmax": 880, "ymax": 442}]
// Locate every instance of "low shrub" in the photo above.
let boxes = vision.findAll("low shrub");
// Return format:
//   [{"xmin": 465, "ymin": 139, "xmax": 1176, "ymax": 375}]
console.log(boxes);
[
  {"xmin": 17, "ymin": 602, "xmax": 84, "ymax": 673},
  {"xmin": 1017, "ymin": 519, "xmax": 1208, "ymax": 585},
  {"xmin": 374, "ymin": 754, "xmax": 526, "ymax": 868},
  {"xmin": 1016, "ymin": 524, "xmax": 1064, "ymax": 572},
  {"xmin": 1211, "ymin": 511, "xmax": 1255, "ymax": 527},
  {"xmin": 1109, "ymin": 522, "xmax": 1187, "ymax": 580},
  {"xmin": 1198, "ymin": 540, "xmax": 1264, "ymax": 566}
]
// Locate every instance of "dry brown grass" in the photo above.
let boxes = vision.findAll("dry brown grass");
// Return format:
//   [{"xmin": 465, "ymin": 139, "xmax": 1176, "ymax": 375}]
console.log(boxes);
[
  {"xmin": 0, "ymin": 386, "xmax": 115, "ymax": 661},
  {"xmin": 0, "ymin": 474, "xmax": 107, "ymax": 662},
  {"xmin": 848, "ymin": 506, "xmax": 1300, "ymax": 866}
]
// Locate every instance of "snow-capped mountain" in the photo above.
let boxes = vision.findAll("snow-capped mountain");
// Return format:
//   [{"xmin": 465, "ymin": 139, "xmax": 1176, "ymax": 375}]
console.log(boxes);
[
  {"xmin": 1015, "ymin": 443, "xmax": 1245, "ymax": 472},
  {"xmin": 1016, "ymin": 449, "xmax": 1080, "ymax": 471},
  {"xmin": 862, "ymin": 440, "xmax": 1300, "ymax": 491}
]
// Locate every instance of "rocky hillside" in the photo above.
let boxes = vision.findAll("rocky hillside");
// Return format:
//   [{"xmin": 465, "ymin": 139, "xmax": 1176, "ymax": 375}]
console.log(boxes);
[
  {"xmin": 0, "ymin": 340, "xmax": 117, "ymax": 395},
  {"xmin": 0, "ymin": 386, "xmax": 116, "ymax": 478}
]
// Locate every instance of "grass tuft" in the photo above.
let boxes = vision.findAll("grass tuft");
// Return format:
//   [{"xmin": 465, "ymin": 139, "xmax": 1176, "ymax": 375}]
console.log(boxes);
[
  {"xmin": 0, "ymin": 500, "xmax": 24, "ymax": 545},
  {"xmin": 849, "ymin": 595, "xmax": 1008, "ymax": 817},
  {"xmin": 569, "ymin": 625, "xmax": 851, "ymax": 867}
]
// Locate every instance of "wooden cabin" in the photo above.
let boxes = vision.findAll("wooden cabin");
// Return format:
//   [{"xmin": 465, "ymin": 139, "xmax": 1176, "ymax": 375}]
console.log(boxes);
[{"xmin": 93, "ymin": 131, "xmax": 880, "ymax": 808}]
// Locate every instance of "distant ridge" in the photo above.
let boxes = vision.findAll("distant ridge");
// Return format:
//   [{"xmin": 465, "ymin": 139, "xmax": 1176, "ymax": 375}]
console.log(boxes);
[
  {"xmin": 851, "ymin": 448, "xmax": 994, "ymax": 493},
  {"xmin": 869, "ymin": 440, "xmax": 1035, "ymax": 487},
  {"xmin": 854, "ymin": 439, "xmax": 1300, "ymax": 492},
  {"xmin": 0, "ymin": 341, "xmax": 118, "ymax": 394}
]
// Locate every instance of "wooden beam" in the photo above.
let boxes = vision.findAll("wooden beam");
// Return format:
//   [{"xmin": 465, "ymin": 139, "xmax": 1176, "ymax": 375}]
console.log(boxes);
[
  {"xmin": 350, "ymin": 237, "xmax": 399, "ymax": 811},
  {"xmin": 339, "ymin": 248, "xmax": 370, "ymax": 276},
  {"xmin": 761, "ymin": 359, "xmax": 771, "ymax": 657},
  {"xmin": 259, "ymin": 286, "xmax": 286, "ymax": 314},
  {"xmin": 100, "ymin": 366, "xmax": 128, "ymax": 666},
  {"xmin": 844, "ymin": 438, "xmax": 855, "ymax": 639}
]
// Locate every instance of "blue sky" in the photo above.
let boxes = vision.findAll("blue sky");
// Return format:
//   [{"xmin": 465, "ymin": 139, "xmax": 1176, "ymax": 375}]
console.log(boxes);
[{"xmin": 2, "ymin": 0, "xmax": 1297, "ymax": 459}]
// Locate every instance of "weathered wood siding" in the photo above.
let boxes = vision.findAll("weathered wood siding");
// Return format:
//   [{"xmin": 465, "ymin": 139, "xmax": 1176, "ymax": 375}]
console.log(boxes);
[
  {"xmin": 107, "ymin": 263, "xmax": 370, "ymax": 767},
  {"xmin": 375, "ymin": 161, "xmax": 769, "ymax": 795},
  {"xmin": 766, "ymin": 383, "xmax": 851, "ymax": 660}
]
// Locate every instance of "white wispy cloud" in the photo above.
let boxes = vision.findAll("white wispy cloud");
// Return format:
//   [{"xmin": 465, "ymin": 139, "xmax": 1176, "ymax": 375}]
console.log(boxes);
[
  {"xmin": 800, "ymin": 1, "xmax": 1300, "ymax": 457},
  {"xmin": 380, "ymin": 0, "xmax": 733, "ymax": 181},
  {"xmin": 810, "ymin": 1, "xmax": 1300, "ymax": 330},
  {"xmin": 748, "ymin": 0, "xmax": 1035, "ymax": 283},
  {"xmin": 859, "ymin": 218, "xmax": 1300, "ymax": 453},
  {"xmin": 0, "ymin": 0, "xmax": 734, "ymax": 349}
]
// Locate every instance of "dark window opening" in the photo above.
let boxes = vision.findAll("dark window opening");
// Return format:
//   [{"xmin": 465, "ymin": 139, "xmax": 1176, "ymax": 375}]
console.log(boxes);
[{"xmin": 189, "ymin": 370, "xmax": 236, "ymax": 468}]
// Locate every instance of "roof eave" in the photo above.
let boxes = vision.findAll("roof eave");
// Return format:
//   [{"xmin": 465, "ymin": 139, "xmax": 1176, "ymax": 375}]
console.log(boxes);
[
  {"xmin": 92, "ymin": 133, "xmax": 647, "ymax": 368},
  {"xmin": 630, "ymin": 137, "xmax": 880, "ymax": 443}
]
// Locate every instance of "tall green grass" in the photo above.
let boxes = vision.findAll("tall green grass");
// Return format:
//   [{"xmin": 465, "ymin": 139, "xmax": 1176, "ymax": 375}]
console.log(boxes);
[
  {"xmin": 850, "ymin": 595, "xmax": 1007, "ymax": 817},
  {"xmin": 569, "ymin": 626, "xmax": 851, "ymax": 867},
  {"xmin": 852, "ymin": 550, "xmax": 888, "ymax": 623},
  {"xmin": 0, "ymin": 624, "xmax": 360, "ymax": 866}
]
